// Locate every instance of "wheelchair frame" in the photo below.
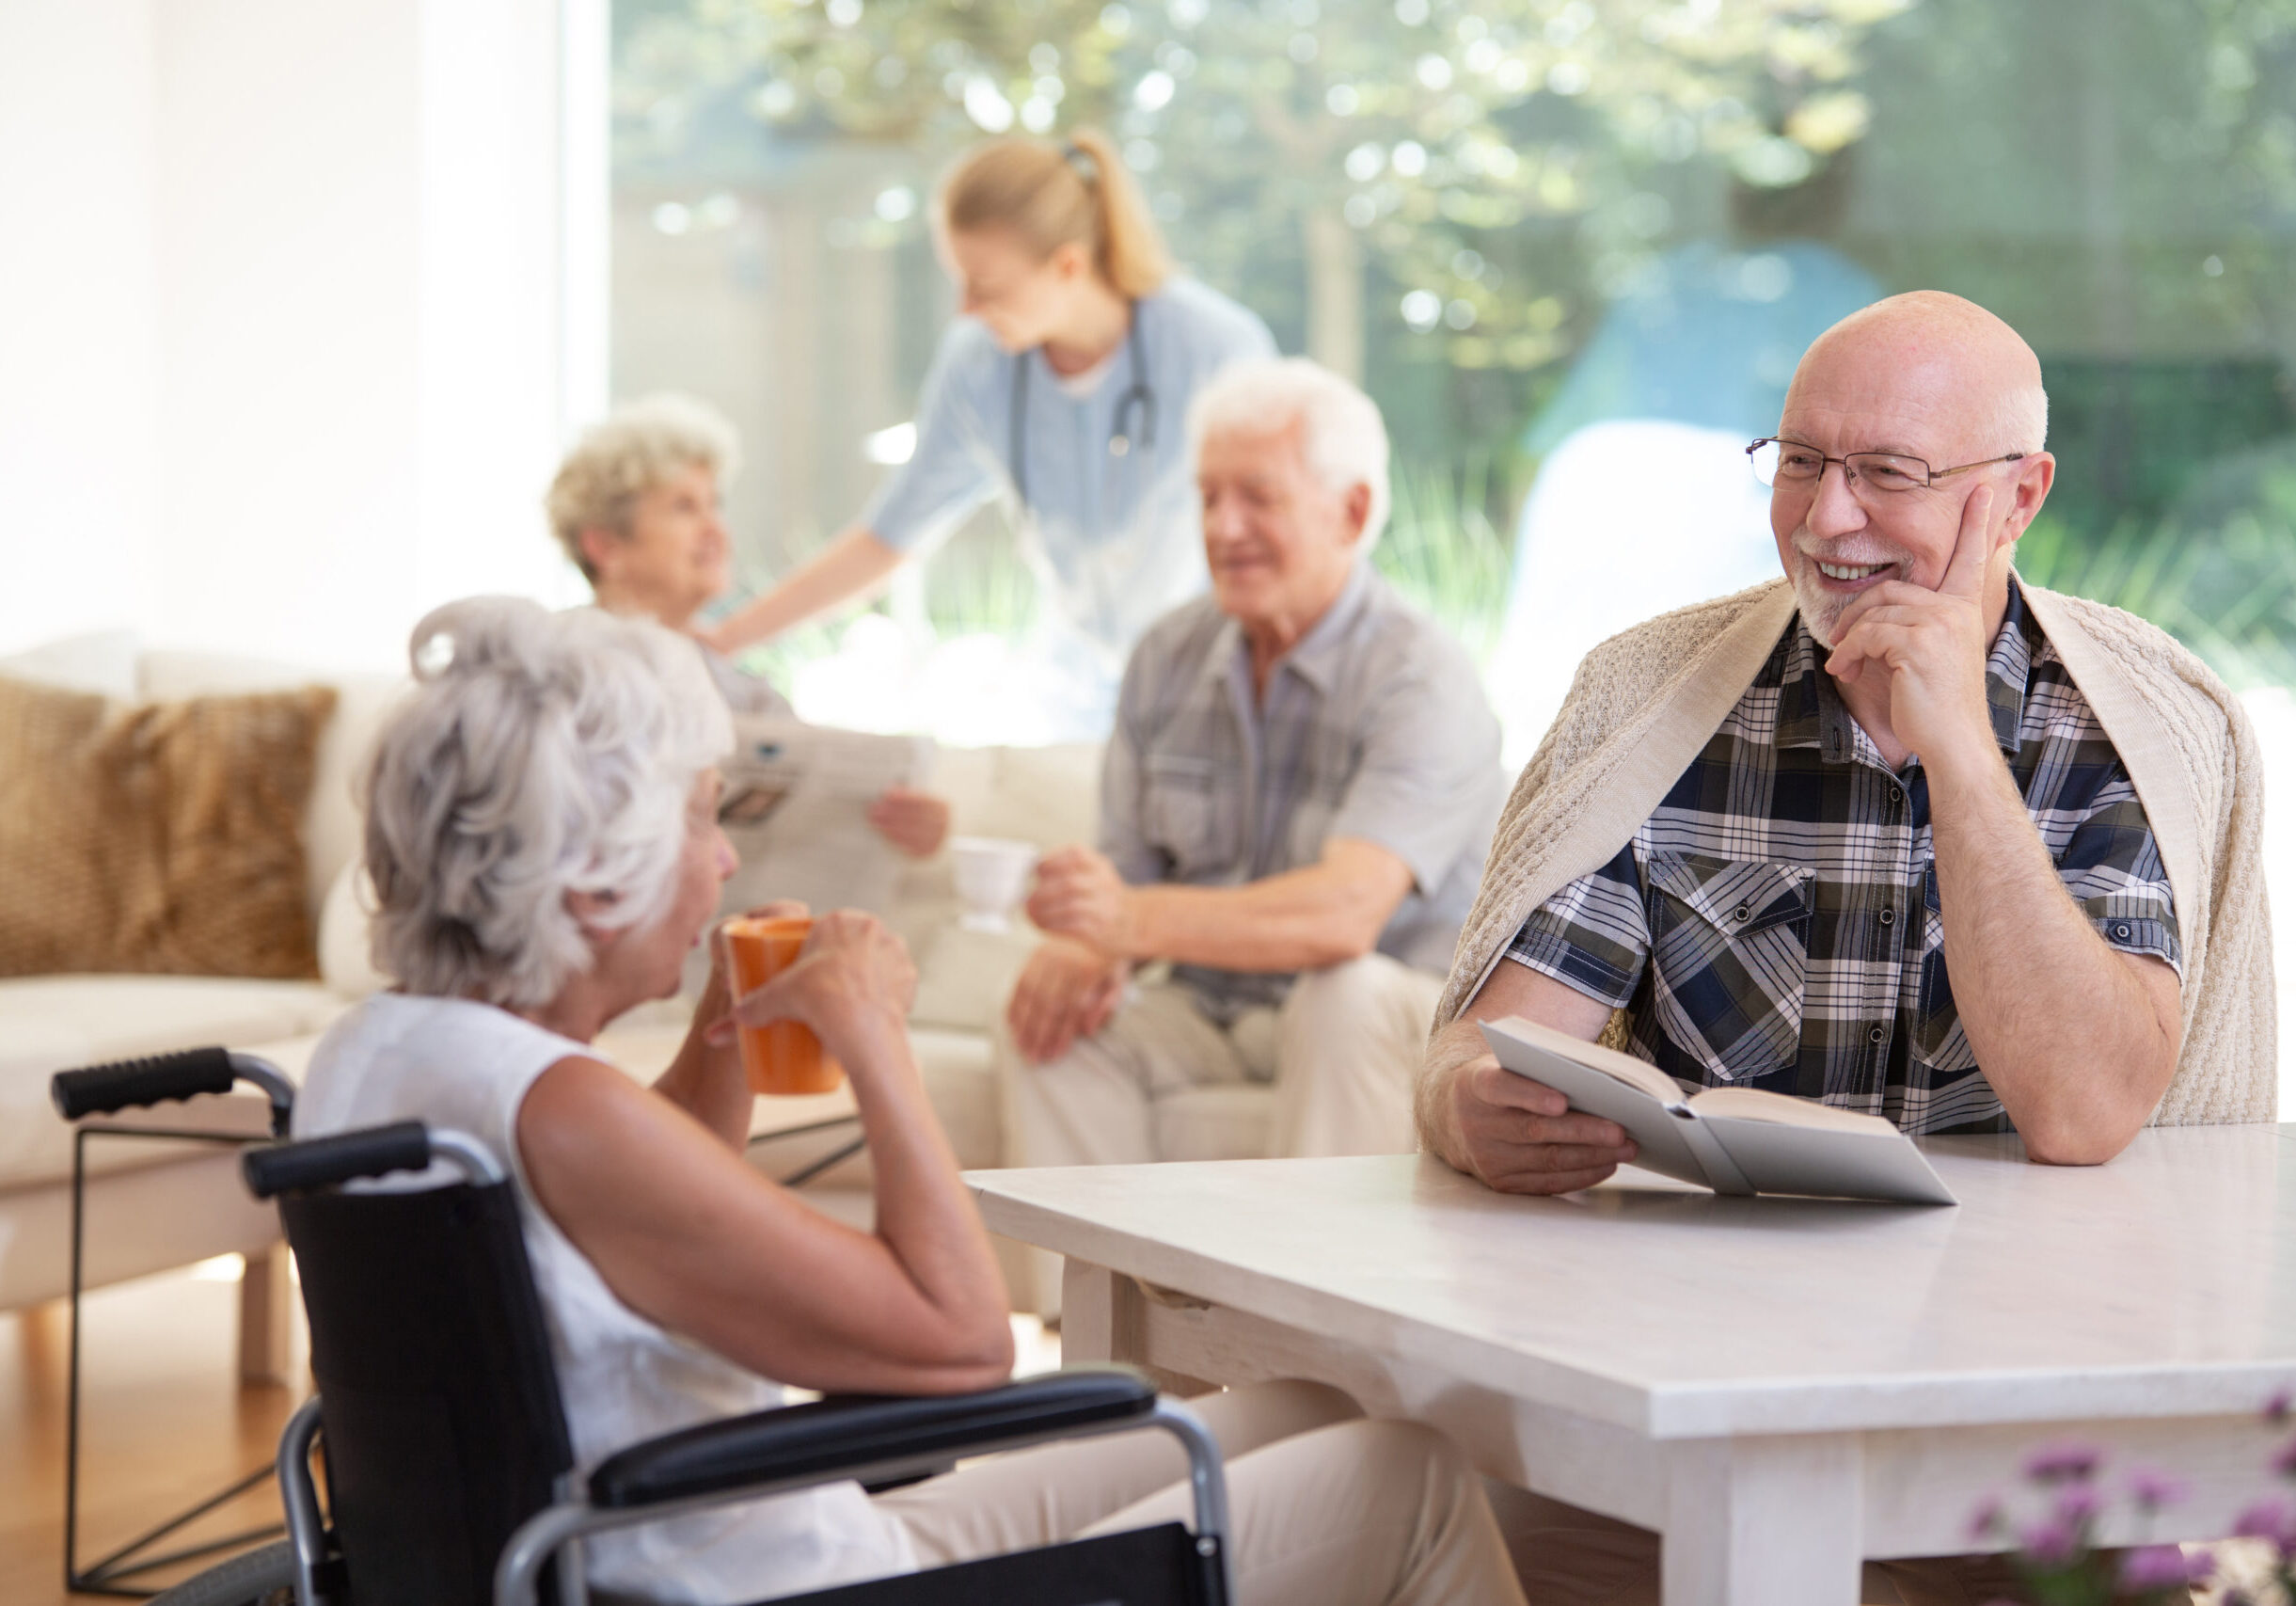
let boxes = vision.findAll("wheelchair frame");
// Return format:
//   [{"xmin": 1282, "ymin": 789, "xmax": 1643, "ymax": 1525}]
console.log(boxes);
[{"xmin": 238, "ymin": 1120, "xmax": 1234, "ymax": 1606}]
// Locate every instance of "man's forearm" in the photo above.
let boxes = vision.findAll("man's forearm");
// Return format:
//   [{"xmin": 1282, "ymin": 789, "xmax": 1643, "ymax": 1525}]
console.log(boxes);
[
  {"xmin": 1128, "ymin": 855, "xmax": 1401, "ymax": 972},
  {"xmin": 1414, "ymin": 1017, "xmax": 1483, "ymax": 1166},
  {"xmin": 1926, "ymin": 747, "xmax": 2176, "ymax": 1162}
]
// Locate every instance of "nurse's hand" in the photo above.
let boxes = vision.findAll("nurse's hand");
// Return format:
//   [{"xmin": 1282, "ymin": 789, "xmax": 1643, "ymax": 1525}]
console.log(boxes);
[
  {"xmin": 1006, "ymin": 937, "xmax": 1128, "ymax": 1064},
  {"xmin": 1026, "ymin": 847, "xmax": 1139, "ymax": 959},
  {"xmin": 867, "ymin": 787, "xmax": 951, "ymax": 858}
]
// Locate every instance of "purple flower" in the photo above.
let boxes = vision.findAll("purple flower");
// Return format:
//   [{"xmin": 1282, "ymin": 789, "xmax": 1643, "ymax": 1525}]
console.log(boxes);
[
  {"xmin": 2266, "ymin": 1388, "xmax": 2292, "ymax": 1425},
  {"xmin": 1966, "ymin": 1494, "xmax": 2005, "ymax": 1542},
  {"xmin": 2051, "ymin": 1485, "xmax": 2102, "ymax": 1528},
  {"xmin": 2023, "ymin": 1441, "xmax": 2102, "ymax": 1484},
  {"xmin": 2115, "ymin": 1544, "xmax": 2205, "ymax": 1591},
  {"xmin": 2018, "ymin": 1515, "xmax": 2080, "ymax": 1566},
  {"xmin": 2232, "ymin": 1497, "xmax": 2295, "ymax": 1552},
  {"xmin": 2123, "ymin": 1466, "xmax": 2188, "ymax": 1511}
]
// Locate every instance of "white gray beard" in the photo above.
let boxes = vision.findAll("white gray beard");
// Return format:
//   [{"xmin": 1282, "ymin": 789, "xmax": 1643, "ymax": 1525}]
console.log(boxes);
[{"xmin": 1791, "ymin": 567, "xmax": 1843, "ymax": 653}]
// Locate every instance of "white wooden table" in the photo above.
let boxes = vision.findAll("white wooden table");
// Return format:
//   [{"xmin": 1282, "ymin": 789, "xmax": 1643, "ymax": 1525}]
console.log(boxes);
[{"xmin": 969, "ymin": 1128, "xmax": 2296, "ymax": 1605}]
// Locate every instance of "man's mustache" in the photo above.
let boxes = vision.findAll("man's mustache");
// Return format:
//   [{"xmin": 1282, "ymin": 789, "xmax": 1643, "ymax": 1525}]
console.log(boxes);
[{"xmin": 1790, "ymin": 533, "xmax": 1919, "ymax": 571}]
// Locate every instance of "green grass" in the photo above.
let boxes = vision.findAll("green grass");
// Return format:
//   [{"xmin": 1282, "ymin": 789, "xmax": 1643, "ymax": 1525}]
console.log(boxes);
[
  {"xmin": 1373, "ymin": 457, "xmax": 1514, "ymax": 667},
  {"xmin": 2015, "ymin": 509, "xmax": 2296, "ymax": 691}
]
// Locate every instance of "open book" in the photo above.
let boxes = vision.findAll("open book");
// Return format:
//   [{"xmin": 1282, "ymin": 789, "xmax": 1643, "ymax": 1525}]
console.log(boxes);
[{"xmin": 1479, "ymin": 1015, "xmax": 1956, "ymax": 1206}]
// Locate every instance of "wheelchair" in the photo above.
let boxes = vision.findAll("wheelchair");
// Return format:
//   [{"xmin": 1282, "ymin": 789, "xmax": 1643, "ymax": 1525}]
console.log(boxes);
[{"xmin": 53, "ymin": 1051, "xmax": 1231, "ymax": 1606}]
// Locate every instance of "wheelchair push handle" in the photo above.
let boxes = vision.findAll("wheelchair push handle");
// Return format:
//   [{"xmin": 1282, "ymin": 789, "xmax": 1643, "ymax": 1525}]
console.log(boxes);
[
  {"xmin": 243, "ymin": 1121, "xmax": 504, "ymax": 1199},
  {"xmin": 53, "ymin": 1046, "xmax": 245, "ymax": 1121},
  {"xmin": 245, "ymin": 1121, "xmax": 433, "ymax": 1199}
]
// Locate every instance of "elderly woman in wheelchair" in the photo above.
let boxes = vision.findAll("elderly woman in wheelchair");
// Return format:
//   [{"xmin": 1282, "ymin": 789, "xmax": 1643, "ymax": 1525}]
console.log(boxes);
[{"xmin": 291, "ymin": 596, "xmax": 1528, "ymax": 1606}]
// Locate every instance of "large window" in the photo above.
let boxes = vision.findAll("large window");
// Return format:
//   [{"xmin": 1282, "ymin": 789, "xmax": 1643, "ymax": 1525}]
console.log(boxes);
[{"xmin": 610, "ymin": 0, "xmax": 2296, "ymax": 755}]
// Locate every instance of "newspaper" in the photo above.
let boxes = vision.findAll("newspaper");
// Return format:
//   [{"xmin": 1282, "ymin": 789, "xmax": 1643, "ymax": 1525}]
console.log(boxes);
[{"xmin": 716, "ymin": 715, "xmax": 935, "ymax": 921}]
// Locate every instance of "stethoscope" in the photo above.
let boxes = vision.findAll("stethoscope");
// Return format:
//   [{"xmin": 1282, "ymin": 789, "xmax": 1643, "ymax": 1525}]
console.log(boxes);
[{"xmin": 1006, "ymin": 299, "xmax": 1156, "ymax": 513}]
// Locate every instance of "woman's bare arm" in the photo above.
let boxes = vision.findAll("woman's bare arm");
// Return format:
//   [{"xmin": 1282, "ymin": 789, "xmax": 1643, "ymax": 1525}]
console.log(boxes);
[
  {"xmin": 518, "ymin": 914, "xmax": 1013, "ymax": 1394},
  {"xmin": 702, "ymin": 528, "xmax": 906, "ymax": 656}
]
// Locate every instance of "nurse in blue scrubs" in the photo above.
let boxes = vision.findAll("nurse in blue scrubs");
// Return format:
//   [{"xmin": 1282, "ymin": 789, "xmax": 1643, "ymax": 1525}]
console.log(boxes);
[{"xmin": 705, "ymin": 127, "xmax": 1274, "ymax": 733}]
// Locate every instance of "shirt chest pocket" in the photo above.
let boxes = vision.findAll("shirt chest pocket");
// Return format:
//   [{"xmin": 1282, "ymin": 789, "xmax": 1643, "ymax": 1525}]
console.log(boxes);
[
  {"xmin": 1142, "ymin": 753, "xmax": 1242, "ymax": 877},
  {"xmin": 1642, "ymin": 853, "xmax": 1813, "ymax": 1084}
]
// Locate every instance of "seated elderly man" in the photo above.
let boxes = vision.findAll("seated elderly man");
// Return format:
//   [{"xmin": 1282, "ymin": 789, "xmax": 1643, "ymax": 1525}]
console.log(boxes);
[
  {"xmin": 546, "ymin": 393, "xmax": 948, "ymax": 857},
  {"xmin": 1419, "ymin": 291, "xmax": 2271, "ymax": 1606},
  {"xmin": 1005, "ymin": 357, "xmax": 1503, "ymax": 1196}
]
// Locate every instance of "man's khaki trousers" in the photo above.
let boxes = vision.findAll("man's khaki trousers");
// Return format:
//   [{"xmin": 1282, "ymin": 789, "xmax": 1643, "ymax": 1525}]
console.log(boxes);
[
  {"xmin": 998, "ymin": 951, "xmax": 1443, "ymax": 1314},
  {"xmin": 1002, "ymin": 951, "xmax": 1444, "ymax": 1166}
]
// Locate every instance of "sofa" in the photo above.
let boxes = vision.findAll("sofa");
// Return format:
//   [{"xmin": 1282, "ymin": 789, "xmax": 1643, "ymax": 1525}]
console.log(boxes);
[{"xmin": 0, "ymin": 632, "xmax": 1279, "ymax": 1362}]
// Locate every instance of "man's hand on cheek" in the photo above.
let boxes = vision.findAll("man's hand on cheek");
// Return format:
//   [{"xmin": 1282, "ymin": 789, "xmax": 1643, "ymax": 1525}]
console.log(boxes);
[{"xmin": 1823, "ymin": 485, "xmax": 2003, "ymax": 770}]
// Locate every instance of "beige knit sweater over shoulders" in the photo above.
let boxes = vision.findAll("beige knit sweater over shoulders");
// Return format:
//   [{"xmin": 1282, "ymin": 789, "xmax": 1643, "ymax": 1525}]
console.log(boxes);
[{"xmin": 1439, "ymin": 576, "xmax": 2277, "ymax": 1126}]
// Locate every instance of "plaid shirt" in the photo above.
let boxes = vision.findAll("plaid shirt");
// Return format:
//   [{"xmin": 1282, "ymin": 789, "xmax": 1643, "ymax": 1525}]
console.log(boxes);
[{"xmin": 1507, "ymin": 581, "xmax": 2182, "ymax": 1136}]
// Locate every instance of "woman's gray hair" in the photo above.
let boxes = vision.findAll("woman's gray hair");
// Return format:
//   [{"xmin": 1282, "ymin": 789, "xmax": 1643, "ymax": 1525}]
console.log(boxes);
[
  {"xmin": 1186, "ymin": 357, "xmax": 1392, "ymax": 550},
  {"xmin": 545, "ymin": 393, "xmax": 741, "ymax": 580},
  {"xmin": 364, "ymin": 596, "xmax": 734, "ymax": 1008}
]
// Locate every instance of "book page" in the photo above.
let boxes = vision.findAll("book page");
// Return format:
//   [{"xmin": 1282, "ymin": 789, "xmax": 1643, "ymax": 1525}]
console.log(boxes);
[{"xmin": 1684, "ymin": 1085, "xmax": 1901, "ymax": 1136}]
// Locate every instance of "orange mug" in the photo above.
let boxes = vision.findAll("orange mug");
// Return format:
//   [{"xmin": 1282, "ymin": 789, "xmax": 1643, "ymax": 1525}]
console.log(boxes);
[{"xmin": 720, "ymin": 916, "xmax": 845, "ymax": 1096}]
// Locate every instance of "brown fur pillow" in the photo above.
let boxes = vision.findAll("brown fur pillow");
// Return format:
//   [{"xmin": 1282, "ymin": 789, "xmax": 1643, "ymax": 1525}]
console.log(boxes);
[{"xmin": 0, "ymin": 675, "xmax": 338, "ymax": 978}]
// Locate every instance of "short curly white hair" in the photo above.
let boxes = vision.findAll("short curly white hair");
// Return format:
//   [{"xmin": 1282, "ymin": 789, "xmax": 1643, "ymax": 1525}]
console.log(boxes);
[
  {"xmin": 1187, "ymin": 357, "xmax": 1392, "ymax": 550},
  {"xmin": 363, "ymin": 596, "xmax": 734, "ymax": 1008},
  {"xmin": 545, "ymin": 393, "xmax": 741, "ymax": 580}
]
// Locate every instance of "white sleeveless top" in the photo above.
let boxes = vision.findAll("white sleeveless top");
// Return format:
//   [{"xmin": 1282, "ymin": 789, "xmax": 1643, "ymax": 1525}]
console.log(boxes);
[{"xmin": 296, "ymin": 994, "xmax": 914, "ymax": 1602}]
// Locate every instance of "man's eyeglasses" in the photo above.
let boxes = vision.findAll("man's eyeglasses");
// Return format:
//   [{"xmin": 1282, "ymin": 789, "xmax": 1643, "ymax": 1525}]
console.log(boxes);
[{"xmin": 1748, "ymin": 437, "xmax": 2026, "ymax": 494}]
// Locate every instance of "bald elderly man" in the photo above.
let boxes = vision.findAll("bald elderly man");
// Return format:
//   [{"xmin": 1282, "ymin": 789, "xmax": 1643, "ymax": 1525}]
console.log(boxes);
[{"xmin": 1420, "ymin": 292, "xmax": 2271, "ymax": 1604}]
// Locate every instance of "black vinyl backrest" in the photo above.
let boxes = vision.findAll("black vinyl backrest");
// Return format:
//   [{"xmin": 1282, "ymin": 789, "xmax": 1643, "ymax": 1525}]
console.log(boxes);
[{"xmin": 281, "ymin": 1178, "xmax": 573, "ymax": 1606}]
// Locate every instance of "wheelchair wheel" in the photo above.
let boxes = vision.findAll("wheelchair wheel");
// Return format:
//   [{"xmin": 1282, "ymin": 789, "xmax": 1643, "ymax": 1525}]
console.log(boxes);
[{"xmin": 146, "ymin": 1538, "xmax": 298, "ymax": 1606}]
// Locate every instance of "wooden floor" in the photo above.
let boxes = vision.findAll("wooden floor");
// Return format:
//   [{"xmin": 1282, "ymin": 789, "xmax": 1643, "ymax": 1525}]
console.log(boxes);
[{"xmin": 2, "ymin": 1260, "xmax": 303, "ymax": 1605}]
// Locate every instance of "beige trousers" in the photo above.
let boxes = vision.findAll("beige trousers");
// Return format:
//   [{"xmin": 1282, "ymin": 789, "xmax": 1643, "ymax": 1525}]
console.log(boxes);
[
  {"xmin": 875, "ymin": 1379, "xmax": 1528, "ymax": 1606},
  {"xmin": 1001, "ymin": 951, "xmax": 1446, "ymax": 1170},
  {"xmin": 1481, "ymin": 1484, "xmax": 2198, "ymax": 1606},
  {"xmin": 999, "ymin": 953, "xmax": 1442, "ymax": 1313}
]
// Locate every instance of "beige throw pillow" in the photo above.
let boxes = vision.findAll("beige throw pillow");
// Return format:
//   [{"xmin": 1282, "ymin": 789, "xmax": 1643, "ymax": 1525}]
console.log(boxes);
[{"xmin": 0, "ymin": 674, "xmax": 338, "ymax": 978}]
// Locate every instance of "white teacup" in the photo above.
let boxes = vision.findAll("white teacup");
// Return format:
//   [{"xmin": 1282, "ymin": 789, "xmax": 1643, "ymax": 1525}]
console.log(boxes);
[{"xmin": 949, "ymin": 835, "xmax": 1039, "ymax": 932}]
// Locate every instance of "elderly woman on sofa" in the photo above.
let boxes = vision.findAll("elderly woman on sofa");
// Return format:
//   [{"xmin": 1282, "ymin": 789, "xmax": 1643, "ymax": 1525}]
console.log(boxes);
[
  {"xmin": 545, "ymin": 392, "xmax": 948, "ymax": 858},
  {"xmin": 296, "ymin": 596, "xmax": 1528, "ymax": 1606}
]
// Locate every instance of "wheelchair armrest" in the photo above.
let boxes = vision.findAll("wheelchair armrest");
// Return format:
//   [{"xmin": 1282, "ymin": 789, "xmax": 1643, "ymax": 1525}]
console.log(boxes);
[{"xmin": 587, "ymin": 1366, "xmax": 1160, "ymax": 1511}]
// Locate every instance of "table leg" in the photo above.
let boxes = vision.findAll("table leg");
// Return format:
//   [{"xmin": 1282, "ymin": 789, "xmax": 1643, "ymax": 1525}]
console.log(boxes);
[
  {"xmin": 1057, "ymin": 1261, "xmax": 1220, "ymax": 1393},
  {"xmin": 1662, "ymin": 1435, "xmax": 1862, "ymax": 1606},
  {"xmin": 238, "ymin": 1246, "xmax": 295, "ymax": 1384},
  {"xmin": 1061, "ymin": 1261, "xmax": 1122, "ymax": 1363}
]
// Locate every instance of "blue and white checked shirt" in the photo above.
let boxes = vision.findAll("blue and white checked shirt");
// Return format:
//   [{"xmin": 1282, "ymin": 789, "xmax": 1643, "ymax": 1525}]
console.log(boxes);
[{"xmin": 1506, "ymin": 580, "xmax": 2181, "ymax": 1136}]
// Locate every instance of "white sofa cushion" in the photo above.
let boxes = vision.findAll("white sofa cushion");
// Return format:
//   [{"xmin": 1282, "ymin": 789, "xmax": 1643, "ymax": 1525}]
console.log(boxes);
[
  {"xmin": 0, "ymin": 978, "xmax": 346, "ymax": 1188},
  {"xmin": 318, "ymin": 862, "xmax": 391, "ymax": 998},
  {"xmin": 0, "ymin": 630, "xmax": 141, "ymax": 698}
]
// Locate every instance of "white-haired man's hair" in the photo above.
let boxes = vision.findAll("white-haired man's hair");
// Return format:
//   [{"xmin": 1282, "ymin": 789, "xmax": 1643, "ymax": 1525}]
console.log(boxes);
[
  {"xmin": 545, "ymin": 393, "xmax": 741, "ymax": 580},
  {"xmin": 1187, "ymin": 358, "xmax": 1392, "ymax": 549},
  {"xmin": 363, "ymin": 596, "xmax": 734, "ymax": 1009}
]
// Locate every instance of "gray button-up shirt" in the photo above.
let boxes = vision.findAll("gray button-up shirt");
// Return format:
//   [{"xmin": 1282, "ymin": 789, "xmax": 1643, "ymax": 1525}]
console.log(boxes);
[{"xmin": 1103, "ymin": 566, "xmax": 1505, "ymax": 1017}]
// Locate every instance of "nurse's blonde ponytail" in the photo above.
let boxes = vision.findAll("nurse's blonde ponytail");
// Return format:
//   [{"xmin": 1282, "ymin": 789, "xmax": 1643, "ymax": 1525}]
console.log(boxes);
[{"xmin": 940, "ymin": 127, "xmax": 1172, "ymax": 299}]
